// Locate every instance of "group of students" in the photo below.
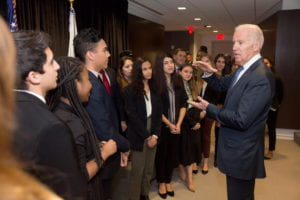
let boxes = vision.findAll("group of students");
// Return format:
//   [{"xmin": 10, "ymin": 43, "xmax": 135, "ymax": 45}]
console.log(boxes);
[{"xmin": 0, "ymin": 15, "xmax": 281, "ymax": 200}]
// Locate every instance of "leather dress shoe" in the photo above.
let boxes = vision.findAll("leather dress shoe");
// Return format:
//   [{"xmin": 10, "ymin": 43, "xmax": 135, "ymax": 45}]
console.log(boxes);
[
  {"xmin": 214, "ymin": 161, "xmax": 218, "ymax": 167},
  {"xmin": 140, "ymin": 195, "xmax": 150, "ymax": 200}
]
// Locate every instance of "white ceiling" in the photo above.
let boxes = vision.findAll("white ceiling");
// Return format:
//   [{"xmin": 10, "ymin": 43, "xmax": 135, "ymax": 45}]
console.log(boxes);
[{"xmin": 128, "ymin": 0, "xmax": 282, "ymax": 33}]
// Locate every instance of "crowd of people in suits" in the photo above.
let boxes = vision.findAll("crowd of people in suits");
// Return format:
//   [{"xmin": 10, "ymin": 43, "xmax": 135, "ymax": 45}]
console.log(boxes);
[{"xmin": 0, "ymin": 16, "xmax": 283, "ymax": 200}]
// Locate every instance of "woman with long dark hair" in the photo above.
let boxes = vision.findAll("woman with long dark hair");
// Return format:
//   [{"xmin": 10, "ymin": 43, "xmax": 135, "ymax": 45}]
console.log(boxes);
[
  {"xmin": 197, "ymin": 54, "xmax": 218, "ymax": 174},
  {"xmin": 117, "ymin": 56, "xmax": 134, "ymax": 88},
  {"xmin": 213, "ymin": 53, "xmax": 232, "ymax": 167},
  {"xmin": 47, "ymin": 57, "xmax": 117, "ymax": 200},
  {"xmin": 124, "ymin": 58, "xmax": 162, "ymax": 200},
  {"xmin": 154, "ymin": 54, "xmax": 187, "ymax": 198},
  {"xmin": 263, "ymin": 57, "xmax": 284, "ymax": 159},
  {"xmin": 117, "ymin": 56, "xmax": 134, "ymax": 134}
]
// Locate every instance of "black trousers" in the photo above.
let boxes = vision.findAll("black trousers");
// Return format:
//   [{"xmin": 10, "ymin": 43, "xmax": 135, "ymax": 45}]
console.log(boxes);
[
  {"xmin": 226, "ymin": 175, "xmax": 255, "ymax": 200},
  {"xmin": 266, "ymin": 110, "xmax": 278, "ymax": 151},
  {"xmin": 101, "ymin": 153, "xmax": 120, "ymax": 200},
  {"xmin": 155, "ymin": 127, "xmax": 180, "ymax": 183}
]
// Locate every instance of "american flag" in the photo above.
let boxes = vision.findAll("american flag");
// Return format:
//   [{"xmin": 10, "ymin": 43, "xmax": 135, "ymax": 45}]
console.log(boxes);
[{"xmin": 6, "ymin": 0, "xmax": 18, "ymax": 32}]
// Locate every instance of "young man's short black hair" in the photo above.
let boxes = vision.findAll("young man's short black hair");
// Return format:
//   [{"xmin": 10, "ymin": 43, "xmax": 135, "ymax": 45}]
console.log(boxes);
[
  {"xmin": 73, "ymin": 28, "xmax": 103, "ymax": 63},
  {"xmin": 13, "ymin": 31, "xmax": 50, "ymax": 89}
]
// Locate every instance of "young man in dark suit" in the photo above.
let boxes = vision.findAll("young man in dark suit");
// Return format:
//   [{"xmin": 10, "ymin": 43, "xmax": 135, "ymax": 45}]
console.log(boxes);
[
  {"xmin": 74, "ymin": 28, "xmax": 130, "ymax": 200},
  {"xmin": 189, "ymin": 24, "xmax": 275, "ymax": 200},
  {"xmin": 12, "ymin": 31, "xmax": 86, "ymax": 200}
]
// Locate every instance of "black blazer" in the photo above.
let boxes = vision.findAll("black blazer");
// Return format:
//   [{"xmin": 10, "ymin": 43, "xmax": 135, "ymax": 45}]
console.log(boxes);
[
  {"xmin": 106, "ymin": 68, "xmax": 126, "ymax": 121},
  {"xmin": 204, "ymin": 58, "xmax": 275, "ymax": 180},
  {"xmin": 13, "ymin": 92, "xmax": 86, "ymax": 200},
  {"xmin": 53, "ymin": 101, "xmax": 103, "ymax": 200},
  {"xmin": 271, "ymin": 72, "xmax": 284, "ymax": 110},
  {"xmin": 201, "ymin": 83, "xmax": 219, "ymax": 105},
  {"xmin": 124, "ymin": 85, "xmax": 162, "ymax": 151}
]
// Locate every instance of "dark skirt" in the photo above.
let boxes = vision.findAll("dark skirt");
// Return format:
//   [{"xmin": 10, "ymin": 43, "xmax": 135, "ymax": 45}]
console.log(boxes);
[{"xmin": 179, "ymin": 123, "xmax": 202, "ymax": 166}]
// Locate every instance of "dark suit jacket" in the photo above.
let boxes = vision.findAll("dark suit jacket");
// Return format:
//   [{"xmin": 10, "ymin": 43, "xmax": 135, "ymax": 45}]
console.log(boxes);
[
  {"xmin": 204, "ymin": 58, "xmax": 275, "ymax": 180},
  {"xmin": 13, "ymin": 92, "xmax": 86, "ymax": 200},
  {"xmin": 271, "ymin": 72, "xmax": 284, "ymax": 110},
  {"xmin": 201, "ymin": 84, "xmax": 219, "ymax": 105},
  {"xmin": 124, "ymin": 85, "xmax": 162, "ymax": 151},
  {"xmin": 85, "ymin": 70, "xmax": 129, "ymax": 152},
  {"xmin": 106, "ymin": 68, "xmax": 127, "ymax": 128}
]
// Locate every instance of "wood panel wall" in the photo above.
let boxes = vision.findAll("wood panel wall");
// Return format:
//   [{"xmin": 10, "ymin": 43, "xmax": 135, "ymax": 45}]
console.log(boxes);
[
  {"xmin": 260, "ymin": 9, "xmax": 300, "ymax": 129},
  {"xmin": 274, "ymin": 10, "xmax": 300, "ymax": 129},
  {"xmin": 128, "ymin": 14, "xmax": 165, "ymax": 64},
  {"xmin": 165, "ymin": 31, "xmax": 194, "ymax": 53}
]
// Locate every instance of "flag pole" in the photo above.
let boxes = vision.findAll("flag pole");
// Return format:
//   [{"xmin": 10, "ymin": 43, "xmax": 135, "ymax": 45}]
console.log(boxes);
[
  {"xmin": 68, "ymin": 0, "xmax": 74, "ymax": 10},
  {"xmin": 67, "ymin": 0, "xmax": 77, "ymax": 57}
]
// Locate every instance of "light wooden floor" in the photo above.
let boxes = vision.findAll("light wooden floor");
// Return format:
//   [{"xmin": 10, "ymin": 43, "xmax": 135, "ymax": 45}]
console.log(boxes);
[
  {"xmin": 148, "ymin": 139, "xmax": 300, "ymax": 200},
  {"xmin": 112, "ymin": 136, "xmax": 300, "ymax": 200}
]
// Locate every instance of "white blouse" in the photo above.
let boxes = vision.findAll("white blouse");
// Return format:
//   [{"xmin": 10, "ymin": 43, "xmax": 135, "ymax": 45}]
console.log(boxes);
[{"xmin": 144, "ymin": 92, "xmax": 152, "ymax": 117}]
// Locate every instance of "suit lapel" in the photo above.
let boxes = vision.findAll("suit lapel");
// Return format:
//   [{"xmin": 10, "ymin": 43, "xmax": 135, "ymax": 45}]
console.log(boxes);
[
  {"xmin": 224, "ymin": 58, "xmax": 264, "ymax": 104},
  {"xmin": 229, "ymin": 58, "xmax": 263, "ymax": 90}
]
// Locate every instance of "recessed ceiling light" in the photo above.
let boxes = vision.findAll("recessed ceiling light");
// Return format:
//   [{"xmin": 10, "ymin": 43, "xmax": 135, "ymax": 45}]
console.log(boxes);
[
  {"xmin": 205, "ymin": 25, "xmax": 212, "ymax": 28},
  {"xmin": 194, "ymin": 18, "xmax": 201, "ymax": 21},
  {"xmin": 213, "ymin": 30, "xmax": 219, "ymax": 33},
  {"xmin": 177, "ymin": 7, "xmax": 186, "ymax": 10}
]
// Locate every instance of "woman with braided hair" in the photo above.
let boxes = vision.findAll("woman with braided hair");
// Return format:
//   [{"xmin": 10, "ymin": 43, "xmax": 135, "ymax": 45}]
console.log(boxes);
[{"xmin": 47, "ymin": 56, "xmax": 117, "ymax": 200}]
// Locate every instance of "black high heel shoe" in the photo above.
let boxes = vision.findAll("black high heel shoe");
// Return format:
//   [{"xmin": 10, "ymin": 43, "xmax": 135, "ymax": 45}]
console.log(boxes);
[
  {"xmin": 167, "ymin": 190, "xmax": 175, "ymax": 197},
  {"xmin": 166, "ymin": 184, "xmax": 175, "ymax": 197},
  {"xmin": 192, "ymin": 169, "xmax": 198, "ymax": 174},
  {"xmin": 158, "ymin": 185, "xmax": 167, "ymax": 199},
  {"xmin": 158, "ymin": 191, "xmax": 167, "ymax": 199}
]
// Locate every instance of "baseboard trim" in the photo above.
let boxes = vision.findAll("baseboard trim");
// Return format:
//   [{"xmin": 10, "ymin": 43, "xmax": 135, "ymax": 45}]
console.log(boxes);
[{"xmin": 276, "ymin": 128, "xmax": 299, "ymax": 140}]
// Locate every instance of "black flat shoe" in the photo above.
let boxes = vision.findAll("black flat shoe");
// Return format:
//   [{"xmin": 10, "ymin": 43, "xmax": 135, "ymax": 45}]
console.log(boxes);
[
  {"xmin": 158, "ymin": 191, "xmax": 167, "ymax": 199},
  {"xmin": 201, "ymin": 169, "xmax": 208, "ymax": 174},
  {"xmin": 192, "ymin": 169, "xmax": 198, "ymax": 174},
  {"xmin": 167, "ymin": 190, "xmax": 174, "ymax": 197}
]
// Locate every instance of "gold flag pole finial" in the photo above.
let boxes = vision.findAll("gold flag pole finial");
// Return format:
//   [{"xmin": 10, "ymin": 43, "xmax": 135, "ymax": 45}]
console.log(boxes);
[{"xmin": 68, "ymin": 0, "xmax": 74, "ymax": 10}]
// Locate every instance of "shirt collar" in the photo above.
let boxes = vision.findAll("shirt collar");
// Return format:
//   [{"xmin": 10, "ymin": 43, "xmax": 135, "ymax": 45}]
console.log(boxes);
[
  {"xmin": 88, "ymin": 69, "xmax": 100, "ymax": 78},
  {"xmin": 14, "ymin": 89, "xmax": 46, "ymax": 104},
  {"xmin": 242, "ymin": 54, "xmax": 262, "ymax": 72}
]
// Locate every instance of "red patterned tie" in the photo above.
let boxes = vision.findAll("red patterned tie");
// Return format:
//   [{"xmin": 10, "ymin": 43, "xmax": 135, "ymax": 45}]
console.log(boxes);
[{"xmin": 99, "ymin": 70, "xmax": 111, "ymax": 95}]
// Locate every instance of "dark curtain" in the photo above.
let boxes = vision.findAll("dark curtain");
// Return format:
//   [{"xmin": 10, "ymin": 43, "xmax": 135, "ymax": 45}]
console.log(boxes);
[
  {"xmin": 0, "ymin": 1, "xmax": 7, "ymax": 18},
  {"xmin": 0, "ymin": 0, "xmax": 128, "ymax": 69},
  {"xmin": 74, "ymin": 0, "xmax": 128, "ymax": 69},
  {"xmin": 17, "ymin": 0, "xmax": 69, "ymax": 56}
]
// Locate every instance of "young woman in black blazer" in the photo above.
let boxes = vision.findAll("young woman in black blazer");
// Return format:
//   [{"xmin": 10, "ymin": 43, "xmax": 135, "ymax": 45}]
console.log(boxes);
[
  {"xmin": 124, "ymin": 58, "xmax": 162, "ymax": 200},
  {"xmin": 154, "ymin": 54, "xmax": 187, "ymax": 198},
  {"xmin": 47, "ymin": 57, "xmax": 117, "ymax": 200}
]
